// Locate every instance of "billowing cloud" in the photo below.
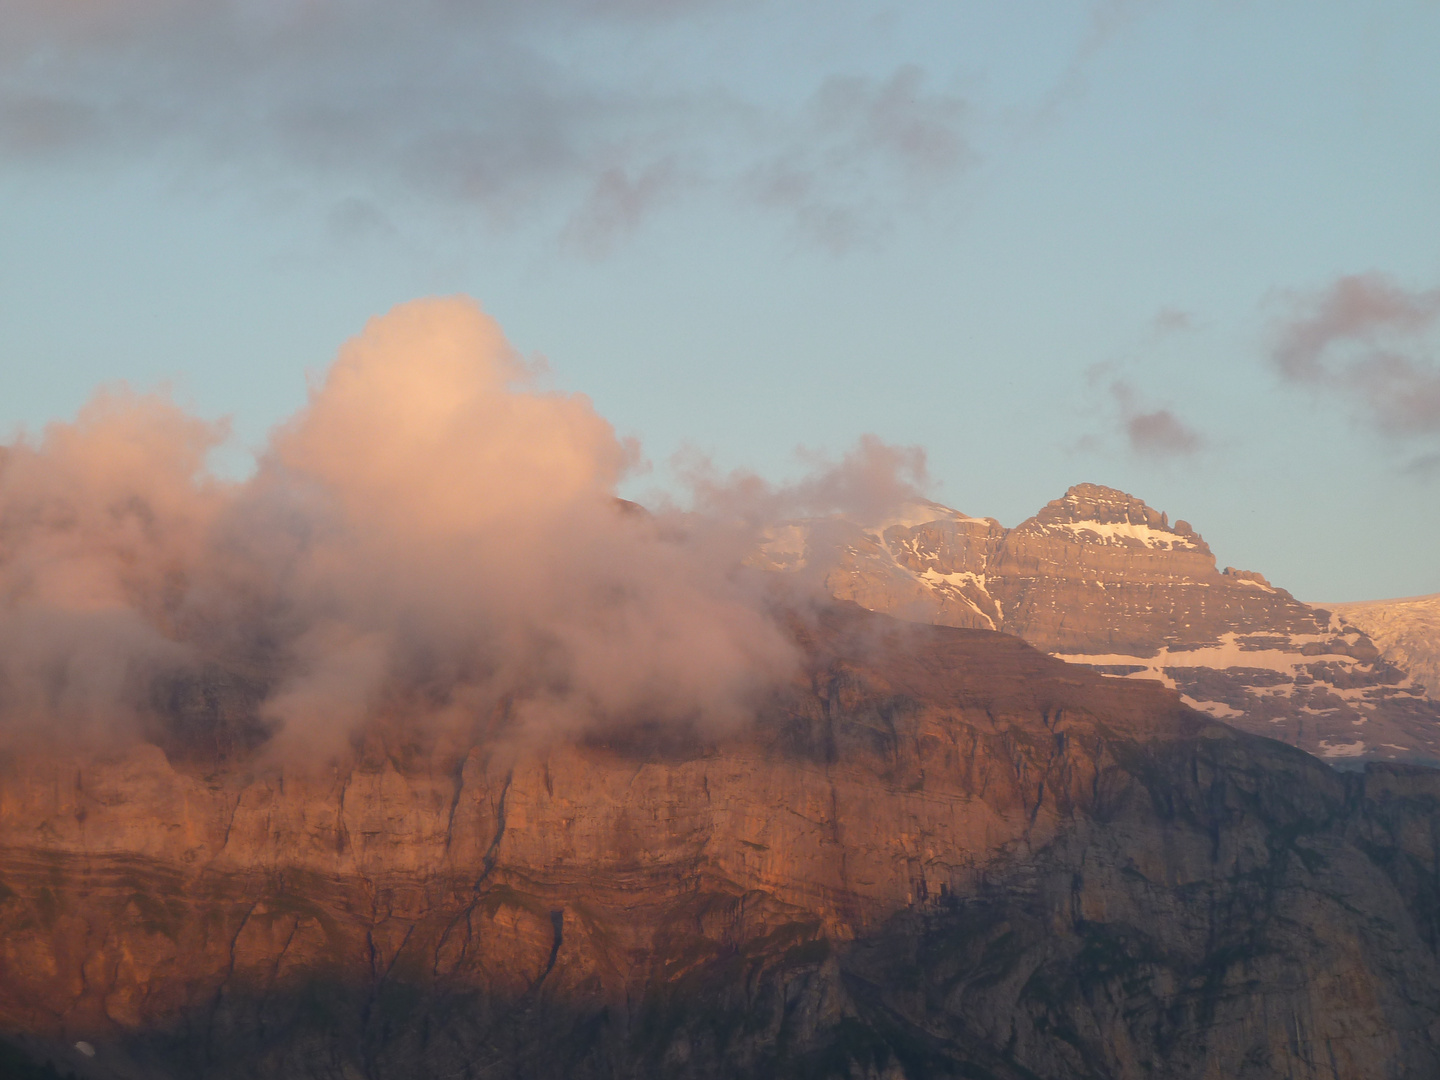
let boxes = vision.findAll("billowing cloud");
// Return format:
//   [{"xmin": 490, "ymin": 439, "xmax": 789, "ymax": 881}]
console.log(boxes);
[
  {"xmin": 0, "ymin": 1, "xmax": 971, "ymax": 252},
  {"xmin": 678, "ymin": 434, "xmax": 931, "ymax": 527},
  {"xmin": 1271, "ymin": 273, "xmax": 1440, "ymax": 438},
  {"xmin": 0, "ymin": 297, "xmax": 815, "ymax": 756},
  {"xmin": 0, "ymin": 391, "xmax": 231, "ymax": 745}
]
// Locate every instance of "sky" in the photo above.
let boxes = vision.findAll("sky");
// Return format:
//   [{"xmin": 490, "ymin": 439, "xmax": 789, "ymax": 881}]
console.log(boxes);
[{"xmin": 2, "ymin": 0, "xmax": 1439, "ymax": 603}]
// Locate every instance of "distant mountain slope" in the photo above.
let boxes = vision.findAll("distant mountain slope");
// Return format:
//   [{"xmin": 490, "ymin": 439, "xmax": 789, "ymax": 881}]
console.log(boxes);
[
  {"xmin": 756, "ymin": 483, "xmax": 1440, "ymax": 764},
  {"xmin": 1325, "ymin": 594, "xmax": 1440, "ymax": 701}
]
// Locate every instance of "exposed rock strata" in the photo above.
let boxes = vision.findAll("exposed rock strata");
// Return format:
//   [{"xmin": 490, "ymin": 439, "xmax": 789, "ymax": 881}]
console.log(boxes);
[
  {"xmin": 760, "ymin": 484, "xmax": 1440, "ymax": 764},
  {"xmin": 1, "ymin": 607, "xmax": 1439, "ymax": 1079}
]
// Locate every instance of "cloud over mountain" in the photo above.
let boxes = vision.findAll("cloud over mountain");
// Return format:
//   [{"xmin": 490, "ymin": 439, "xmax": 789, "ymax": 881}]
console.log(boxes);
[{"xmin": 0, "ymin": 298, "xmax": 828, "ymax": 753}]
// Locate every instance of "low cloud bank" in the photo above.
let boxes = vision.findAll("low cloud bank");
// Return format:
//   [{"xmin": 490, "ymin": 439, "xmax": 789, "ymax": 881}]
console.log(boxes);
[{"xmin": 0, "ymin": 298, "xmax": 937, "ymax": 757}]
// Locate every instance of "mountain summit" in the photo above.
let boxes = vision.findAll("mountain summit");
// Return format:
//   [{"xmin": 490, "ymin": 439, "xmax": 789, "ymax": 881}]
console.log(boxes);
[{"xmin": 765, "ymin": 483, "xmax": 1440, "ymax": 764}]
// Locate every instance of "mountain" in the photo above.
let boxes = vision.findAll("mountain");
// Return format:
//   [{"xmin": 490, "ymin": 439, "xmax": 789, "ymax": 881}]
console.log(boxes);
[
  {"xmin": 2, "ymin": 606, "xmax": 1440, "ymax": 1079},
  {"xmin": 757, "ymin": 483, "xmax": 1440, "ymax": 765},
  {"xmin": 1325, "ymin": 593, "xmax": 1440, "ymax": 701}
]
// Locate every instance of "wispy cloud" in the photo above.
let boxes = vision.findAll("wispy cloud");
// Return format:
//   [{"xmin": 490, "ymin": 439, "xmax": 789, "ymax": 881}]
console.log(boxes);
[
  {"xmin": 0, "ymin": 1, "xmax": 973, "ymax": 254},
  {"xmin": 745, "ymin": 65, "xmax": 971, "ymax": 252},
  {"xmin": 562, "ymin": 158, "xmax": 687, "ymax": 258},
  {"xmin": 1152, "ymin": 307, "xmax": 1193, "ymax": 334},
  {"xmin": 1036, "ymin": 0, "xmax": 1158, "ymax": 122},
  {"xmin": 1271, "ymin": 273, "xmax": 1440, "ymax": 438}
]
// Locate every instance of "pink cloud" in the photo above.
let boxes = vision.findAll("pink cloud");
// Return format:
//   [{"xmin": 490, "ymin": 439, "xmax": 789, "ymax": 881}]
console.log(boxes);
[{"xmin": 0, "ymin": 298, "xmax": 801, "ymax": 756}]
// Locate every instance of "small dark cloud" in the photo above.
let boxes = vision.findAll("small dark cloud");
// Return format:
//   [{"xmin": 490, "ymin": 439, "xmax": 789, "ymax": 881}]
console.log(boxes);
[
  {"xmin": 326, "ymin": 197, "xmax": 400, "ymax": 246},
  {"xmin": 1078, "ymin": 369, "xmax": 1202, "ymax": 459},
  {"xmin": 1152, "ymin": 307, "xmax": 1193, "ymax": 334},
  {"xmin": 1403, "ymin": 452, "xmax": 1440, "ymax": 479},
  {"xmin": 1109, "ymin": 380, "xmax": 1203, "ymax": 457},
  {"xmin": 1270, "ymin": 273, "xmax": 1440, "ymax": 437},
  {"xmin": 1124, "ymin": 406, "xmax": 1202, "ymax": 456}
]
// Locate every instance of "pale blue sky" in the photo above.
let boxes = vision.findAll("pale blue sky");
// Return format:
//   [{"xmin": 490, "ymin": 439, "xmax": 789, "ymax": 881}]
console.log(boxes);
[{"xmin": 2, "ymin": 0, "xmax": 1439, "ymax": 600}]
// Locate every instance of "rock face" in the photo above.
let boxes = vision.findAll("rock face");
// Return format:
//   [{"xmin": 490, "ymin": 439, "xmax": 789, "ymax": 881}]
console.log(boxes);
[
  {"xmin": 760, "ymin": 484, "xmax": 1440, "ymax": 765},
  {"xmin": 1326, "ymin": 593, "xmax": 1440, "ymax": 701},
  {"xmin": 2, "ymin": 606, "xmax": 1440, "ymax": 1079}
]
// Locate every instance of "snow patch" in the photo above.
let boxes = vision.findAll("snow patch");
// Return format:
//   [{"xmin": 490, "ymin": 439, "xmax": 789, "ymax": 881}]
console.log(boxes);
[
  {"xmin": 917, "ymin": 569, "xmax": 998, "ymax": 629},
  {"xmin": 1052, "ymin": 632, "xmax": 1362, "ymax": 678},
  {"xmin": 1232, "ymin": 577, "xmax": 1277, "ymax": 593},
  {"xmin": 1318, "ymin": 739, "xmax": 1367, "ymax": 758},
  {"xmin": 920, "ymin": 569, "xmax": 987, "ymax": 589},
  {"xmin": 1046, "ymin": 519, "xmax": 1199, "ymax": 550},
  {"xmin": 1179, "ymin": 695, "xmax": 1243, "ymax": 719}
]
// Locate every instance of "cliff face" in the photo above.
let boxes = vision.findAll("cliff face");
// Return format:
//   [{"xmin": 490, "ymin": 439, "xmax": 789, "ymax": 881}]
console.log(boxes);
[
  {"xmin": 766, "ymin": 484, "xmax": 1440, "ymax": 765},
  {"xmin": 2, "ymin": 606, "xmax": 1440, "ymax": 1080}
]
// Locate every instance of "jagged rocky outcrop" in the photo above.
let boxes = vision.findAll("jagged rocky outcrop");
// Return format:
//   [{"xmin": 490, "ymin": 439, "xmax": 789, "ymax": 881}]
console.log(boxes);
[
  {"xmin": 2, "ymin": 606, "xmax": 1440, "ymax": 1079},
  {"xmin": 758, "ymin": 484, "xmax": 1440, "ymax": 764}
]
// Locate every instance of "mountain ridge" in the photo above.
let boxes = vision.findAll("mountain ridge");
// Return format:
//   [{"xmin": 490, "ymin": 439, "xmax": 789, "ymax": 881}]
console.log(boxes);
[{"xmin": 757, "ymin": 483, "xmax": 1440, "ymax": 765}]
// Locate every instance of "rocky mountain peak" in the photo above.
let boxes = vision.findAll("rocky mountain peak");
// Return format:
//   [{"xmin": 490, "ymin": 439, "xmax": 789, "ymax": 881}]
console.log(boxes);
[
  {"xmin": 774, "ymin": 482, "xmax": 1440, "ymax": 764},
  {"xmin": 1018, "ymin": 482, "xmax": 1210, "ymax": 554},
  {"xmin": 1041, "ymin": 482, "xmax": 1165, "ymax": 526}
]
